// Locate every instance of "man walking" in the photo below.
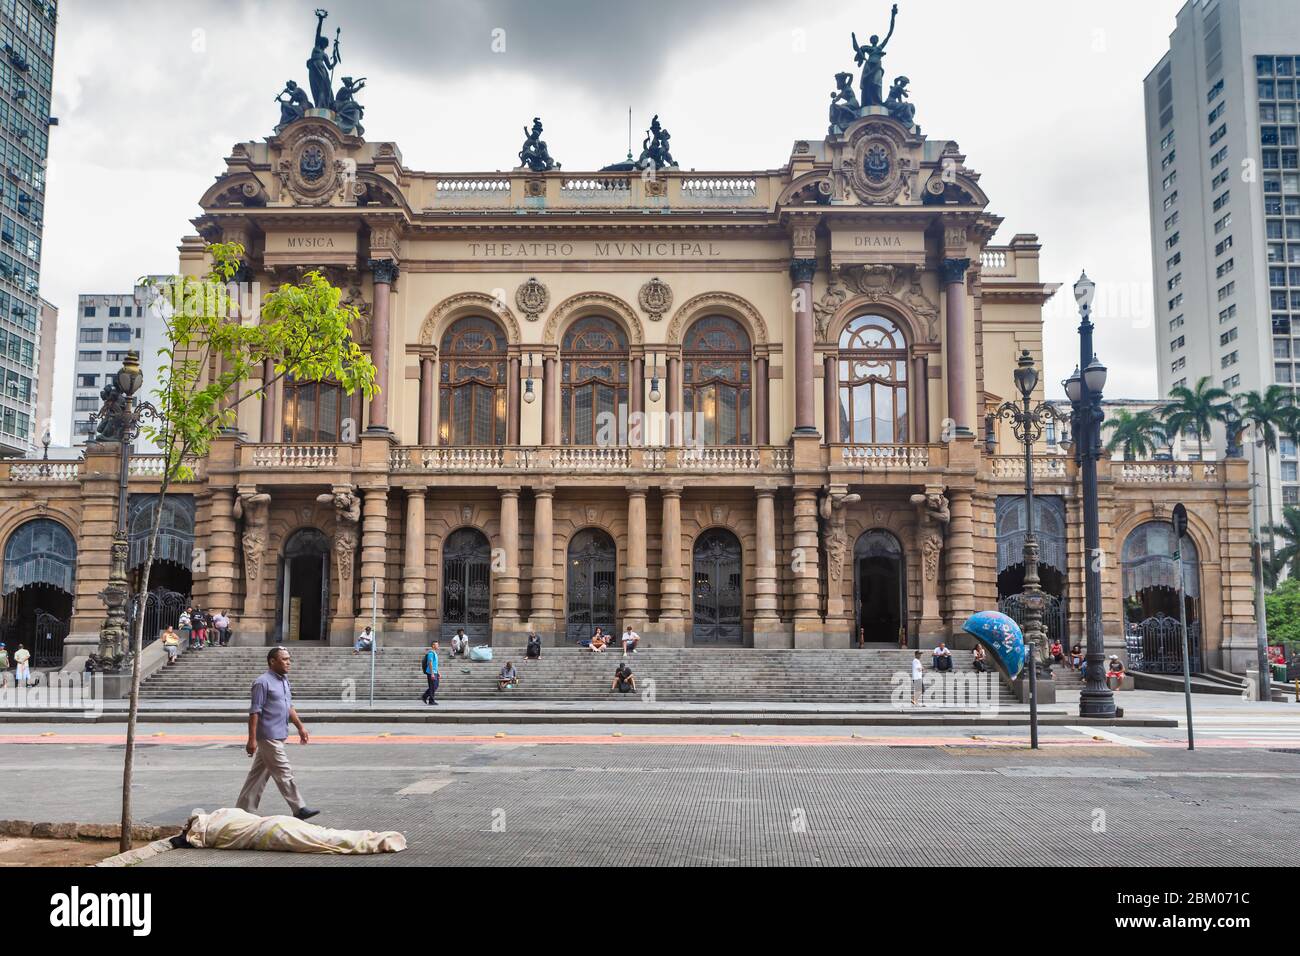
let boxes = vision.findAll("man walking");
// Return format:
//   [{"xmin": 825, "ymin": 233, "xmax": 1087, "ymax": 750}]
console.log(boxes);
[
  {"xmin": 236, "ymin": 647, "xmax": 319, "ymax": 819},
  {"xmin": 421, "ymin": 640, "xmax": 440, "ymax": 705}
]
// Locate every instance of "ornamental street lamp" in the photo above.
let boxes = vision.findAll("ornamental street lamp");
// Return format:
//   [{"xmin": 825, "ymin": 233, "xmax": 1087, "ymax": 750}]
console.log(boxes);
[
  {"xmin": 88, "ymin": 351, "xmax": 158, "ymax": 672},
  {"xmin": 1064, "ymin": 271, "xmax": 1117, "ymax": 718},
  {"xmin": 992, "ymin": 350, "xmax": 1062, "ymax": 675}
]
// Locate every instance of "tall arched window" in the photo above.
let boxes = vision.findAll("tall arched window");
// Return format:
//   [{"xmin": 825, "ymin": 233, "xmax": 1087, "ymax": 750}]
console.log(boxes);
[
  {"xmin": 683, "ymin": 316, "xmax": 752, "ymax": 446},
  {"xmin": 439, "ymin": 316, "xmax": 507, "ymax": 446},
  {"xmin": 283, "ymin": 378, "xmax": 346, "ymax": 443},
  {"xmin": 838, "ymin": 314, "xmax": 909, "ymax": 444},
  {"xmin": 562, "ymin": 316, "xmax": 629, "ymax": 446}
]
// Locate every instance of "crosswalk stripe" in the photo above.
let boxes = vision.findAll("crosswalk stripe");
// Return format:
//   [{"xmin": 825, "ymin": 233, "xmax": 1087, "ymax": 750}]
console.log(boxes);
[{"xmin": 1066, "ymin": 725, "xmax": 1157, "ymax": 747}]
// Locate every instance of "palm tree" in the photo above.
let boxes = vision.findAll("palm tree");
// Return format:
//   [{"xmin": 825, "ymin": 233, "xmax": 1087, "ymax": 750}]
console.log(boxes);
[
  {"xmin": 1159, "ymin": 376, "xmax": 1232, "ymax": 461},
  {"xmin": 1102, "ymin": 409, "xmax": 1168, "ymax": 460},
  {"xmin": 1269, "ymin": 507, "xmax": 1300, "ymax": 584},
  {"xmin": 1240, "ymin": 386, "xmax": 1295, "ymax": 570}
]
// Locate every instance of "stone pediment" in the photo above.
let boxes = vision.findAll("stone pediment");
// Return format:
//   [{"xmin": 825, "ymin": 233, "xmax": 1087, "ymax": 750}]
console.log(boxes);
[
  {"xmin": 828, "ymin": 114, "xmax": 923, "ymax": 206},
  {"xmin": 271, "ymin": 118, "xmax": 366, "ymax": 208}
]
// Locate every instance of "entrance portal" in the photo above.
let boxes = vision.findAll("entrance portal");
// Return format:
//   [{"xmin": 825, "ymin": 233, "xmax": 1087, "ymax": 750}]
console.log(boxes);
[
  {"xmin": 276, "ymin": 529, "xmax": 330, "ymax": 641},
  {"xmin": 566, "ymin": 528, "xmax": 616, "ymax": 642},
  {"xmin": 854, "ymin": 530, "xmax": 905, "ymax": 646},
  {"xmin": 692, "ymin": 528, "xmax": 743, "ymax": 644},
  {"xmin": 1, "ymin": 518, "xmax": 77, "ymax": 665},
  {"xmin": 441, "ymin": 528, "xmax": 492, "ymax": 642}
]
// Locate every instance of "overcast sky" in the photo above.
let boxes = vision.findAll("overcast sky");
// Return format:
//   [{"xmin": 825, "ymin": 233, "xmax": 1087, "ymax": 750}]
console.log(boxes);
[{"xmin": 42, "ymin": 0, "xmax": 1186, "ymax": 443}]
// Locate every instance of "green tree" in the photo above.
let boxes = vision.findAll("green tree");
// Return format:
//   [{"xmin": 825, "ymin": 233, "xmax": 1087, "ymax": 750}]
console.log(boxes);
[
  {"xmin": 1240, "ymin": 386, "xmax": 1294, "ymax": 571},
  {"xmin": 1102, "ymin": 409, "xmax": 1168, "ymax": 460},
  {"xmin": 1264, "ymin": 577, "xmax": 1300, "ymax": 651},
  {"xmin": 118, "ymin": 243, "xmax": 376, "ymax": 851},
  {"xmin": 1159, "ymin": 376, "xmax": 1232, "ymax": 461},
  {"xmin": 1267, "ymin": 506, "xmax": 1300, "ymax": 587}
]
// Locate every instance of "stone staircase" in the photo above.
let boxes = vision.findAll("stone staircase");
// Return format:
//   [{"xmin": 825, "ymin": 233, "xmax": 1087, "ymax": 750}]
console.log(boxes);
[{"xmin": 139, "ymin": 646, "xmax": 1018, "ymax": 704}]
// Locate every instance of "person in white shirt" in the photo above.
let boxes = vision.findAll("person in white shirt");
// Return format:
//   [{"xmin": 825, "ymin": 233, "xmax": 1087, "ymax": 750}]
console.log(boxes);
[
  {"xmin": 13, "ymin": 644, "xmax": 31, "ymax": 688},
  {"xmin": 910, "ymin": 651, "xmax": 925, "ymax": 707},
  {"xmin": 353, "ymin": 625, "xmax": 374, "ymax": 654},
  {"xmin": 450, "ymin": 630, "xmax": 469, "ymax": 657},
  {"xmin": 931, "ymin": 641, "xmax": 953, "ymax": 673},
  {"xmin": 621, "ymin": 625, "xmax": 640, "ymax": 656}
]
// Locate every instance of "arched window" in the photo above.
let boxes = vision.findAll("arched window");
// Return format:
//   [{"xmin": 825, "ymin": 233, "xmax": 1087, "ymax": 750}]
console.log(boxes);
[
  {"xmin": 2, "ymin": 518, "xmax": 76, "ymax": 596},
  {"xmin": 440, "ymin": 316, "xmax": 508, "ymax": 446},
  {"xmin": 1121, "ymin": 521, "xmax": 1202, "ymax": 672},
  {"xmin": 284, "ymin": 378, "xmax": 346, "ymax": 443},
  {"xmin": 561, "ymin": 316, "xmax": 628, "ymax": 446},
  {"xmin": 683, "ymin": 316, "xmax": 751, "ymax": 446},
  {"xmin": 838, "ymin": 315, "xmax": 909, "ymax": 444}
]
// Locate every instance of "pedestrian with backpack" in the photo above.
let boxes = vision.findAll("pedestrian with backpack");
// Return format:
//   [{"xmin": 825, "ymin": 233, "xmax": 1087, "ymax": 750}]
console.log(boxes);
[{"xmin": 421, "ymin": 640, "xmax": 440, "ymax": 706}]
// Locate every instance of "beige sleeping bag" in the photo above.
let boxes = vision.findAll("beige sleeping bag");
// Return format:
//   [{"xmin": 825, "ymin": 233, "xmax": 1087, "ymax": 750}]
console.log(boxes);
[{"xmin": 183, "ymin": 808, "xmax": 407, "ymax": 854}]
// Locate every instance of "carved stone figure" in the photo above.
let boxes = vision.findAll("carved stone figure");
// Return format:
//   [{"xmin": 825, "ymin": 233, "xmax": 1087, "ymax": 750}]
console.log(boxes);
[
  {"xmin": 852, "ymin": 4, "xmax": 898, "ymax": 107},
  {"xmin": 276, "ymin": 80, "xmax": 311, "ymax": 128},
  {"xmin": 819, "ymin": 488, "xmax": 860, "ymax": 586},
  {"xmin": 636, "ymin": 115, "xmax": 678, "ymax": 170},
  {"xmin": 884, "ymin": 75, "xmax": 915, "ymax": 127},
  {"xmin": 92, "ymin": 382, "xmax": 129, "ymax": 443},
  {"xmin": 912, "ymin": 491, "xmax": 950, "ymax": 528},
  {"xmin": 829, "ymin": 71, "xmax": 862, "ymax": 133},
  {"xmin": 317, "ymin": 490, "xmax": 360, "ymax": 583},
  {"xmin": 813, "ymin": 281, "xmax": 848, "ymax": 341},
  {"xmin": 234, "ymin": 492, "xmax": 272, "ymax": 582},
  {"xmin": 518, "ymin": 117, "xmax": 559, "ymax": 172},
  {"xmin": 334, "ymin": 76, "xmax": 366, "ymax": 136},
  {"xmin": 911, "ymin": 492, "xmax": 948, "ymax": 583},
  {"xmin": 307, "ymin": 8, "xmax": 341, "ymax": 110},
  {"xmin": 921, "ymin": 534, "xmax": 942, "ymax": 582}
]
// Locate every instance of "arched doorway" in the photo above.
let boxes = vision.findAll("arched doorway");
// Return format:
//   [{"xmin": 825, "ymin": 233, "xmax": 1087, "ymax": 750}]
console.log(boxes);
[
  {"xmin": 854, "ymin": 530, "xmax": 906, "ymax": 646},
  {"xmin": 1122, "ymin": 522, "xmax": 1201, "ymax": 673},
  {"xmin": 1, "ymin": 518, "xmax": 76, "ymax": 666},
  {"xmin": 692, "ymin": 528, "xmax": 743, "ymax": 644},
  {"xmin": 441, "ymin": 528, "xmax": 492, "ymax": 642},
  {"xmin": 128, "ymin": 495, "xmax": 195, "ymax": 644},
  {"xmin": 275, "ymin": 529, "xmax": 330, "ymax": 642},
  {"xmin": 566, "ymin": 528, "xmax": 616, "ymax": 642},
  {"xmin": 995, "ymin": 496, "xmax": 1068, "ymax": 644}
]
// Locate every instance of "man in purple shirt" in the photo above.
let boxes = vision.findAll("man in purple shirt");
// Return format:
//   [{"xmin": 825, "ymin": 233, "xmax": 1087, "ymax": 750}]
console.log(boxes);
[{"xmin": 235, "ymin": 646, "xmax": 319, "ymax": 819}]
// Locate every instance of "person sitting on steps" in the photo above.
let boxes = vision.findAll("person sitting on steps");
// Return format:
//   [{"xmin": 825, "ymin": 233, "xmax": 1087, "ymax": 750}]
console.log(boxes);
[
  {"xmin": 498, "ymin": 661, "xmax": 519, "ymax": 691},
  {"xmin": 611, "ymin": 662, "xmax": 636, "ymax": 694},
  {"xmin": 525, "ymin": 627, "xmax": 542, "ymax": 660},
  {"xmin": 589, "ymin": 627, "xmax": 609, "ymax": 653},
  {"xmin": 450, "ymin": 629, "xmax": 470, "ymax": 658},
  {"xmin": 931, "ymin": 641, "xmax": 953, "ymax": 673}
]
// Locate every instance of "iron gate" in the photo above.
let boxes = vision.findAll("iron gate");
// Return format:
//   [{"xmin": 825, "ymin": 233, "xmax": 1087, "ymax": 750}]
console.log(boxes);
[
  {"xmin": 566, "ymin": 529, "xmax": 617, "ymax": 642},
  {"xmin": 441, "ymin": 529, "xmax": 492, "ymax": 642},
  {"xmin": 998, "ymin": 592, "xmax": 1067, "ymax": 646},
  {"xmin": 692, "ymin": 529, "xmax": 743, "ymax": 644},
  {"xmin": 130, "ymin": 587, "xmax": 189, "ymax": 648},
  {"xmin": 1124, "ymin": 614, "xmax": 1202, "ymax": 674},
  {"xmin": 30, "ymin": 609, "xmax": 66, "ymax": 667}
]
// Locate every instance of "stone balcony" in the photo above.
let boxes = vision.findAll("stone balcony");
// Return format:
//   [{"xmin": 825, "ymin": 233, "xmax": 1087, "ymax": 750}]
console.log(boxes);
[{"xmin": 422, "ymin": 169, "xmax": 773, "ymax": 213}]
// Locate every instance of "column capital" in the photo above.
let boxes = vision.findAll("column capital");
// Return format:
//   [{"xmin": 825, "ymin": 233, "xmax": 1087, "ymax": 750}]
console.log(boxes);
[
  {"xmin": 790, "ymin": 258, "xmax": 818, "ymax": 283},
  {"xmin": 368, "ymin": 258, "xmax": 400, "ymax": 285},
  {"xmin": 940, "ymin": 257, "xmax": 971, "ymax": 284}
]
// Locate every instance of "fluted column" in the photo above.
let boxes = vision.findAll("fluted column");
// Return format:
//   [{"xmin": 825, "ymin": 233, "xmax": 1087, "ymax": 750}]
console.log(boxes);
[
  {"xmin": 401, "ymin": 490, "xmax": 426, "ymax": 632},
  {"xmin": 359, "ymin": 487, "xmax": 389, "ymax": 620},
  {"xmin": 418, "ymin": 356, "xmax": 435, "ymax": 445},
  {"xmin": 208, "ymin": 488, "xmax": 239, "ymax": 620},
  {"xmin": 754, "ymin": 357, "xmax": 769, "ymax": 445},
  {"xmin": 626, "ymin": 489, "xmax": 649, "ymax": 629},
  {"xmin": 367, "ymin": 259, "xmax": 398, "ymax": 434},
  {"xmin": 507, "ymin": 356, "xmax": 521, "ymax": 446},
  {"xmin": 944, "ymin": 489, "xmax": 976, "ymax": 640},
  {"xmin": 912, "ymin": 355, "xmax": 929, "ymax": 443},
  {"xmin": 631, "ymin": 356, "xmax": 644, "ymax": 420},
  {"xmin": 792, "ymin": 488, "xmax": 823, "ymax": 647},
  {"xmin": 666, "ymin": 356, "xmax": 681, "ymax": 445},
  {"xmin": 942, "ymin": 257, "xmax": 973, "ymax": 438},
  {"xmin": 753, "ymin": 489, "xmax": 780, "ymax": 645},
  {"xmin": 822, "ymin": 353, "xmax": 838, "ymax": 445},
  {"xmin": 791, "ymin": 258, "xmax": 818, "ymax": 435},
  {"xmin": 659, "ymin": 489, "xmax": 686, "ymax": 646},
  {"xmin": 496, "ymin": 489, "xmax": 520, "ymax": 624},
  {"xmin": 530, "ymin": 490, "xmax": 556, "ymax": 641},
  {"xmin": 542, "ymin": 356, "xmax": 558, "ymax": 445},
  {"xmin": 260, "ymin": 359, "xmax": 276, "ymax": 443}
]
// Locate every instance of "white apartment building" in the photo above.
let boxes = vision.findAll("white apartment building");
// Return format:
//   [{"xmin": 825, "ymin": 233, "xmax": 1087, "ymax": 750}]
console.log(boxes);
[{"xmin": 1145, "ymin": 0, "xmax": 1300, "ymax": 533}]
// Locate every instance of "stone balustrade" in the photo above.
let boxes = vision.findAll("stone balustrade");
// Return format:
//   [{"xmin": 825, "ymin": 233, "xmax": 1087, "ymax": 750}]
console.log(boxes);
[
  {"xmin": 388, "ymin": 445, "xmax": 797, "ymax": 475},
  {"xmin": 988, "ymin": 455, "xmax": 1069, "ymax": 480},
  {"xmin": 127, "ymin": 455, "xmax": 204, "ymax": 481},
  {"xmin": 6, "ymin": 460, "xmax": 80, "ymax": 481},
  {"xmin": 248, "ymin": 444, "xmax": 341, "ymax": 469},
  {"xmin": 1115, "ymin": 461, "xmax": 1220, "ymax": 483},
  {"xmin": 837, "ymin": 444, "xmax": 933, "ymax": 470}
]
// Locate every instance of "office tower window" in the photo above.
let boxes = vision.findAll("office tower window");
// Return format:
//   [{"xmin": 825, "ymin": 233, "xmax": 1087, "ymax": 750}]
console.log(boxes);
[
  {"xmin": 1213, "ymin": 190, "xmax": 1230, "ymax": 210},
  {"xmin": 1173, "ymin": 378, "xmax": 1187, "ymax": 390},
  {"xmin": 1220, "ymin": 328, "xmax": 1237, "ymax": 346},
  {"xmin": 1161, "ymin": 130, "xmax": 1175, "ymax": 150},
  {"xmin": 1171, "ymin": 336, "xmax": 1185, "ymax": 351},
  {"xmin": 1214, "ymin": 212, "xmax": 1232, "ymax": 233},
  {"xmin": 1223, "ymin": 374, "xmax": 1240, "ymax": 389},
  {"xmin": 1166, "ymin": 232, "xmax": 1180, "ymax": 250},
  {"xmin": 1213, "ymin": 168, "xmax": 1230, "ymax": 189},
  {"xmin": 1277, "ymin": 339, "xmax": 1292, "ymax": 359},
  {"xmin": 1169, "ymin": 293, "xmax": 1184, "ymax": 310},
  {"xmin": 1221, "ymin": 351, "xmax": 1239, "ymax": 369},
  {"xmin": 1209, "ymin": 124, "xmax": 1227, "ymax": 145},
  {"xmin": 1208, "ymin": 102, "xmax": 1225, "ymax": 124},
  {"xmin": 1163, "ymin": 191, "xmax": 1178, "ymax": 210},
  {"xmin": 83, "ymin": 305, "xmax": 96, "ymax": 317},
  {"xmin": 1164, "ymin": 211, "xmax": 1180, "ymax": 229},
  {"xmin": 1170, "ymin": 315, "xmax": 1184, "ymax": 331},
  {"xmin": 1167, "ymin": 273, "xmax": 1183, "ymax": 290},
  {"xmin": 1277, "ymin": 364, "xmax": 1294, "ymax": 383},
  {"xmin": 1217, "ymin": 282, "xmax": 1235, "ymax": 301},
  {"xmin": 1172, "ymin": 357, "xmax": 1185, "ymax": 373},
  {"xmin": 1216, "ymin": 235, "xmax": 1233, "ymax": 256},
  {"xmin": 1216, "ymin": 259, "xmax": 1234, "ymax": 278},
  {"xmin": 1286, "ymin": 462, "xmax": 1300, "ymax": 483},
  {"xmin": 1167, "ymin": 252, "xmax": 1182, "ymax": 270},
  {"xmin": 79, "ymin": 328, "xmax": 102, "ymax": 343},
  {"xmin": 1162, "ymin": 150, "xmax": 1176, "ymax": 169},
  {"xmin": 77, "ymin": 374, "xmax": 97, "ymax": 388},
  {"xmin": 76, "ymin": 350, "xmax": 100, "ymax": 362},
  {"xmin": 1274, "ymin": 315, "xmax": 1292, "ymax": 335},
  {"xmin": 1163, "ymin": 170, "xmax": 1177, "ymax": 190}
]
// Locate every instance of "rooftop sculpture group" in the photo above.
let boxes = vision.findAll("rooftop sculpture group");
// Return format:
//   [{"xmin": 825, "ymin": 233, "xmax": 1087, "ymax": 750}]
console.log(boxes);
[
  {"xmin": 830, "ymin": 3, "xmax": 917, "ymax": 134},
  {"xmin": 275, "ymin": 9, "xmax": 367, "ymax": 136},
  {"xmin": 518, "ymin": 117, "xmax": 560, "ymax": 172}
]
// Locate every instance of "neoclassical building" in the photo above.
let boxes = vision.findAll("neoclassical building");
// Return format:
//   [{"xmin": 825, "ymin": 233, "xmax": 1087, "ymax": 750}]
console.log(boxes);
[{"xmin": 0, "ymin": 88, "xmax": 1261, "ymax": 674}]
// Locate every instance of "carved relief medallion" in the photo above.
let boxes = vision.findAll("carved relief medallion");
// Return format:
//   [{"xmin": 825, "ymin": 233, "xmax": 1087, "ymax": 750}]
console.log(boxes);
[
  {"xmin": 516, "ymin": 277, "xmax": 550, "ymax": 323},
  {"xmin": 638, "ymin": 277, "xmax": 673, "ymax": 322},
  {"xmin": 845, "ymin": 121, "xmax": 912, "ymax": 205}
]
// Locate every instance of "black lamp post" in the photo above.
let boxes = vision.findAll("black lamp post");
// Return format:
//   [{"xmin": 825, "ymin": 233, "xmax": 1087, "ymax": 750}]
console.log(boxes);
[
  {"xmin": 993, "ymin": 350, "xmax": 1062, "ymax": 675},
  {"xmin": 1064, "ymin": 271, "xmax": 1116, "ymax": 718},
  {"xmin": 88, "ymin": 351, "xmax": 157, "ymax": 672}
]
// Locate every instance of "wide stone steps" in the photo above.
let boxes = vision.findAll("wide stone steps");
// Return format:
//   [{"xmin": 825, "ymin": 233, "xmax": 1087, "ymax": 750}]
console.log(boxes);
[{"xmin": 141, "ymin": 647, "xmax": 1015, "ymax": 703}]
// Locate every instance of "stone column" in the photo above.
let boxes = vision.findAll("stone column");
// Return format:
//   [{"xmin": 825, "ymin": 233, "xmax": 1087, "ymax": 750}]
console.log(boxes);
[
  {"xmin": 658, "ymin": 488, "xmax": 686, "ymax": 646},
  {"xmin": 507, "ymin": 356, "xmax": 521, "ymax": 446},
  {"xmin": 666, "ymin": 356, "xmax": 681, "ymax": 445},
  {"xmin": 791, "ymin": 258, "xmax": 818, "ymax": 436},
  {"xmin": 495, "ymin": 489, "xmax": 521, "ymax": 636},
  {"xmin": 942, "ymin": 257, "xmax": 973, "ymax": 438},
  {"xmin": 944, "ymin": 488, "xmax": 976, "ymax": 639},
  {"xmin": 753, "ymin": 488, "xmax": 781, "ymax": 646},
  {"xmin": 542, "ymin": 356, "xmax": 558, "ymax": 445},
  {"xmin": 822, "ymin": 353, "xmax": 838, "ymax": 445},
  {"xmin": 530, "ymin": 489, "xmax": 557, "ymax": 642},
  {"xmin": 626, "ymin": 489, "xmax": 649, "ymax": 630},
  {"xmin": 367, "ymin": 259, "xmax": 398, "ymax": 434},
  {"xmin": 260, "ymin": 359, "xmax": 276, "ymax": 443},
  {"xmin": 208, "ymin": 487, "xmax": 240, "ymax": 635},
  {"xmin": 754, "ymin": 357, "xmax": 769, "ymax": 445},
  {"xmin": 400, "ymin": 490, "xmax": 427, "ymax": 637},
  {"xmin": 912, "ymin": 355, "xmax": 929, "ymax": 443},
  {"xmin": 418, "ymin": 355, "xmax": 435, "ymax": 445},
  {"xmin": 359, "ymin": 487, "xmax": 389, "ymax": 622},
  {"xmin": 792, "ymin": 488, "xmax": 823, "ymax": 647},
  {"xmin": 631, "ymin": 356, "xmax": 644, "ymax": 420}
]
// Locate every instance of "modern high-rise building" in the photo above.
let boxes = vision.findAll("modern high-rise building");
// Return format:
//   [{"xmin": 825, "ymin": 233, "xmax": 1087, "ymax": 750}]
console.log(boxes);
[
  {"xmin": 1145, "ymin": 0, "xmax": 1300, "ymax": 531},
  {"xmin": 0, "ymin": 0, "xmax": 56, "ymax": 456}
]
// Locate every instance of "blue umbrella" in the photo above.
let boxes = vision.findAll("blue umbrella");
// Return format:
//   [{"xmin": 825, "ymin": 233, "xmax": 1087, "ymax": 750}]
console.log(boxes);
[{"xmin": 962, "ymin": 611, "xmax": 1026, "ymax": 680}]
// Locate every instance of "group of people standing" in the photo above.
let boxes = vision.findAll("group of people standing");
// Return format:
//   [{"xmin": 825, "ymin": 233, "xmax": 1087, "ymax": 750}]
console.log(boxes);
[{"xmin": 178, "ymin": 607, "xmax": 231, "ymax": 650}]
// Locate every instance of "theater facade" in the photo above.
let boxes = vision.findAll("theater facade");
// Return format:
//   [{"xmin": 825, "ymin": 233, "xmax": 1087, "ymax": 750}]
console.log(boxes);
[{"xmin": 0, "ymin": 54, "xmax": 1262, "ymax": 674}]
